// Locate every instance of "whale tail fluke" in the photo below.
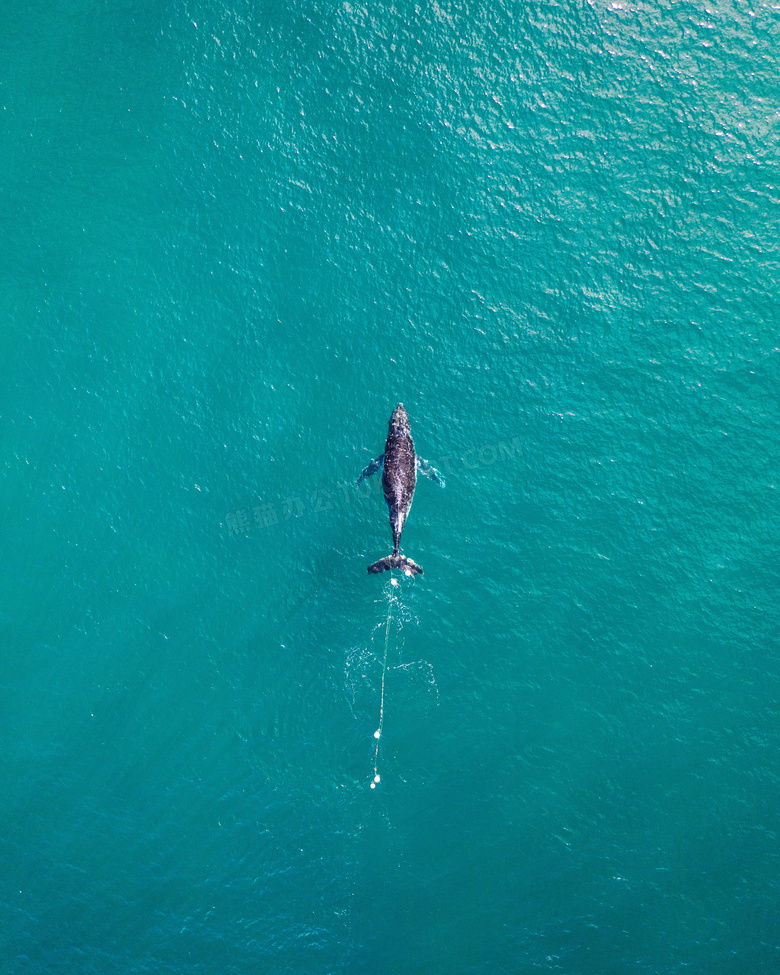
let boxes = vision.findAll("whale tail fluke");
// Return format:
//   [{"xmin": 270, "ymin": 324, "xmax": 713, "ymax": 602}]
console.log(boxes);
[{"xmin": 367, "ymin": 553, "xmax": 423, "ymax": 576}]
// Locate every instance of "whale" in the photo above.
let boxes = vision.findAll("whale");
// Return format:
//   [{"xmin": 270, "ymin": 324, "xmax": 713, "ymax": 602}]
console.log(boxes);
[{"xmin": 357, "ymin": 403, "xmax": 444, "ymax": 575}]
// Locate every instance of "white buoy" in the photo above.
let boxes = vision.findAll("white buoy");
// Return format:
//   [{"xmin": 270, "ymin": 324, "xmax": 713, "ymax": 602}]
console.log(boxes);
[
  {"xmin": 374, "ymin": 729, "xmax": 381, "ymax": 739},
  {"xmin": 374, "ymin": 774, "xmax": 380, "ymax": 783},
  {"xmin": 370, "ymin": 781, "xmax": 376, "ymax": 789}
]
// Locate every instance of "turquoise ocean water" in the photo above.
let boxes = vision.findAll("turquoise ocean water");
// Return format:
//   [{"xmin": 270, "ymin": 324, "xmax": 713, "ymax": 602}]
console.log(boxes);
[{"xmin": 2, "ymin": 1, "xmax": 779, "ymax": 971}]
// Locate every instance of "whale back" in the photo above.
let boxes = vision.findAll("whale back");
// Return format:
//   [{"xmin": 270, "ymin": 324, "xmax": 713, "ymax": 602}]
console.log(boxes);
[{"xmin": 382, "ymin": 406, "xmax": 417, "ymax": 548}]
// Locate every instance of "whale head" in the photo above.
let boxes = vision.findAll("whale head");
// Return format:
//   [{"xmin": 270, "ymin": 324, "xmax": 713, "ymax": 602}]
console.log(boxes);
[{"xmin": 389, "ymin": 402, "xmax": 411, "ymax": 437}]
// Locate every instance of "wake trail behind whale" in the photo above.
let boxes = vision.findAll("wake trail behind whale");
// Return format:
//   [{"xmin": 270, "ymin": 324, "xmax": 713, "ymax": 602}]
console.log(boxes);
[
  {"xmin": 370, "ymin": 576, "xmax": 398, "ymax": 788},
  {"xmin": 344, "ymin": 575, "xmax": 437, "ymax": 789}
]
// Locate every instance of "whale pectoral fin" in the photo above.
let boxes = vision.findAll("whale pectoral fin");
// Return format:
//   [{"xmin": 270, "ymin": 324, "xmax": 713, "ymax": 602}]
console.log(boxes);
[
  {"xmin": 416, "ymin": 457, "xmax": 445, "ymax": 487},
  {"xmin": 357, "ymin": 454, "xmax": 384, "ymax": 485}
]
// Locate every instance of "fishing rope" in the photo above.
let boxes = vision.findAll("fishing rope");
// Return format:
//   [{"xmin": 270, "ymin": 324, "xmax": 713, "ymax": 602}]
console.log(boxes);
[{"xmin": 370, "ymin": 578, "xmax": 397, "ymax": 789}]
